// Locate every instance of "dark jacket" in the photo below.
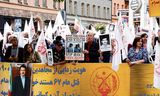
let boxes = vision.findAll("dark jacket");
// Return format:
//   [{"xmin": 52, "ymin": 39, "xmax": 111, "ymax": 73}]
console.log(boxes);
[
  {"xmin": 84, "ymin": 41, "xmax": 100, "ymax": 62},
  {"xmin": 12, "ymin": 76, "xmax": 30, "ymax": 96},
  {"xmin": 4, "ymin": 46, "xmax": 24, "ymax": 62}
]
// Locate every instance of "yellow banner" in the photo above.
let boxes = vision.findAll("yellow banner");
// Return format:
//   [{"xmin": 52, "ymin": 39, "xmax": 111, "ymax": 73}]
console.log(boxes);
[
  {"xmin": 0, "ymin": 63, "xmax": 10, "ymax": 96},
  {"xmin": 149, "ymin": 0, "xmax": 160, "ymax": 16},
  {"xmin": 32, "ymin": 63, "xmax": 130, "ymax": 96},
  {"xmin": 131, "ymin": 64, "xmax": 160, "ymax": 96},
  {"xmin": 1, "ymin": 63, "xmax": 160, "ymax": 96}
]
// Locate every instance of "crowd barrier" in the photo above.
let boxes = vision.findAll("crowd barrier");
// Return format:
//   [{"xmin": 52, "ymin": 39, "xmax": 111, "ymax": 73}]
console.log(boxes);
[{"xmin": 0, "ymin": 62, "xmax": 160, "ymax": 96}]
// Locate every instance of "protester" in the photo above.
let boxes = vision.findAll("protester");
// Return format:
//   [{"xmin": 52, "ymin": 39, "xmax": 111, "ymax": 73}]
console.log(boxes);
[
  {"xmin": 50, "ymin": 40, "xmax": 66, "ymax": 65},
  {"xmin": 12, "ymin": 64, "xmax": 30, "ymax": 96},
  {"xmin": 128, "ymin": 37, "xmax": 148, "ymax": 64},
  {"xmin": 23, "ymin": 44, "xmax": 41, "ymax": 63},
  {"xmin": 0, "ymin": 40, "xmax": 4, "ymax": 62},
  {"xmin": 153, "ymin": 29, "xmax": 160, "ymax": 46},
  {"xmin": 149, "ymin": 29, "xmax": 160, "ymax": 62},
  {"xmin": 141, "ymin": 33, "xmax": 148, "ymax": 48},
  {"xmin": 83, "ymin": 30, "xmax": 100, "ymax": 62},
  {"xmin": 4, "ymin": 36, "xmax": 24, "ymax": 62},
  {"xmin": 49, "ymin": 36, "xmax": 65, "ymax": 49}
]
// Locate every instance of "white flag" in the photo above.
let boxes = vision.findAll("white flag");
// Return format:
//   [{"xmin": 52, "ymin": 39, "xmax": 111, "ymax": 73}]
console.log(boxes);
[
  {"xmin": 94, "ymin": 30, "xmax": 101, "ymax": 39},
  {"xmin": 152, "ymin": 17, "xmax": 159, "ymax": 36},
  {"xmin": 18, "ymin": 32, "xmax": 28, "ymax": 48},
  {"xmin": 45, "ymin": 21, "xmax": 53, "ymax": 43},
  {"xmin": 123, "ymin": 23, "xmax": 134, "ymax": 55},
  {"xmin": 74, "ymin": 16, "xmax": 84, "ymax": 35},
  {"xmin": 54, "ymin": 11, "xmax": 65, "ymax": 26},
  {"xmin": 0, "ymin": 32, "xmax": 3, "ymax": 41},
  {"xmin": 37, "ymin": 21, "xmax": 41, "ymax": 32},
  {"xmin": 91, "ymin": 26, "xmax": 97, "ymax": 34},
  {"xmin": 35, "ymin": 31, "xmax": 47, "ymax": 63},
  {"xmin": 112, "ymin": 24, "xmax": 122, "ymax": 71},
  {"xmin": 28, "ymin": 15, "xmax": 35, "ymax": 43},
  {"xmin": 153, "ymin": 41, "xmax": 160, "ymax": 88},
  {"xmin": 52, "ymin": 11, "xmax": 65, "ymax": 38},
  {"xmin": 57, "ymin": 25, "xmax": 71, "ymax": 40},
  {"xmin": 2, "ymin": 22, "xmax": 13, "ymax": 52},
  {"xmin": 23, "ymin": 20, "xmax": 29, "ymax": 33}
]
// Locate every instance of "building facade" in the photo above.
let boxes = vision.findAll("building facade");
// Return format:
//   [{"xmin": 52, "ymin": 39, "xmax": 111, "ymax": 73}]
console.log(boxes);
[
  {"xmin": 0, "ymin": 0, "xmax": 64, "ymax": 33},
  {"xmin": 65, "ymin": 0, "xmax": 112, "ymax": 27},
  {"xmin": 112, "ymin": 0, "xmax": 129, "ymax": 22}
]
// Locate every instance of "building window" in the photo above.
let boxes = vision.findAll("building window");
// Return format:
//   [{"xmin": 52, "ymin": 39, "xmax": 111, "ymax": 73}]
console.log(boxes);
[
  {"xmin": 74, "ymin": 1, "xmax": 77, "ymax": 15},
  {"xmin": 93, "ymin": 5, "xmax": 95, "ymax": 17},
  {"xmin": 24, "ymin": 0, "xmax": 28, "ymax": 4},
  {"xmin": 18, "ymin": 0, "xmax": 22, "ymax": 4},
  {"xmin": 87, "ymin": 4, "xmax": 90, "ymax": 16},
  {"xmin": 98, "ymin": 6, "xmax": 100, "ymax": 18},
  {"xmin": 114, "ymin": 3, "xmax": 116, "ymax": 15},
  {"xmin": 117, "ymin": 4, "xmax": 119, "ymax": 9},
  {"xmin": 103, "ymin": 7, "xmax": 106, "ymax": 19},
  {"xmin": 42, "ymin": 0, "xmax": 47, "ymax": 7},
  {"xmin": 3, "ymin": 0, "xmax": 9, "ymax": 2},
  {"xmin": 117, "ymin": 4, "xmax": 119, "ymax": 15},
  {"xmin": 35, "ymin": 0, "xmax": 39, "ymax": 7},
  {"xmin": 122, "ymin": 5, "xmax": 124, "ymax": 9},
  {"xmin": 107, "ymin": 8, "xmax": 110, "ymax": 19},
  {"xmin": 58, "ymin": 2, "xmax": 61, "ymax": 9},
  {"xmin": 81, "ymin": 3, "xmax": 84, "ymax": 16},
  {"xmin": 69, "ymin": 0, "xmax": 73, "ymax": 14},
  {"xmin": 53, "ymin": 0, "xmax": 56, "ymax": 8}
]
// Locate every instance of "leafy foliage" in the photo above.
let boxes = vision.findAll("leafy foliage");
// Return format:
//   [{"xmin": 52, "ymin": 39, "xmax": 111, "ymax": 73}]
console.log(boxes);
[
  {"xmin": 95, "ymin": 23, "xmax": 106, "ymax": 34},
  {"xmin": 54, "ymin": 0, "xmax": 64, "ymax": 2}
]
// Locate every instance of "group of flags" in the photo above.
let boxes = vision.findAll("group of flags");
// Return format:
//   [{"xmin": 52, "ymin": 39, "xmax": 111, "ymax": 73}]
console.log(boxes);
[{"xmin": 110, "ymin": 11, "xmax": 160, "ymax": 89}]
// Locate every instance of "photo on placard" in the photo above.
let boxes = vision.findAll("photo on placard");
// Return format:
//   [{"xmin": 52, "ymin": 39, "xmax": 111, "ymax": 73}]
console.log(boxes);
[
  {"xmin": 66, "ymin": 43, "xmax": 74, "ymax": 52},
  {"xmin": 12, "ymin": 63, "xmax": 31, "ymax": 96},
  {"xmin": 108, "ymin": 24, "xmax": 115, "ymax": 32},
  {"xmin": 47, "ymin": 49, "xmax": 54, "ymax": 66},
  {"xmin": 99, "ymin": 34, "xmax": 111, "ymax": 52},
  {"xmin": 73, "ymin": 43, "xmax": 82, "ymax": 53},
  {"xmin": 65, "ymin": 35, "xmax": 85, "ymax": 60}
]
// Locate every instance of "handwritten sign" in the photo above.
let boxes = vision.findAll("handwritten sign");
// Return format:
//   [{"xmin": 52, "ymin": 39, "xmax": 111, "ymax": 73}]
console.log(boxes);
[
  {"xmin": 149, "ymin": 0, "xmax": 160, "ymax": 16},
  {"xmin": 0, "ymin": 63, "xmax": 10, "ymax": 96}
]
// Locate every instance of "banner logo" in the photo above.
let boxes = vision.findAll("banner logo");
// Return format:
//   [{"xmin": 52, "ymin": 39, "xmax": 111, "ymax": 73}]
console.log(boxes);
[{"xmin": 90, "ymin": 66, "xmax": 120, "ymax": 96}]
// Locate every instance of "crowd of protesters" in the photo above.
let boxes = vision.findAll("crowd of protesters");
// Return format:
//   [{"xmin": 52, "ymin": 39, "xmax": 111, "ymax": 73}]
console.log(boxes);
[{"xmin": 0, "ymin": 28, "xmax": 160, "ymax": 66}]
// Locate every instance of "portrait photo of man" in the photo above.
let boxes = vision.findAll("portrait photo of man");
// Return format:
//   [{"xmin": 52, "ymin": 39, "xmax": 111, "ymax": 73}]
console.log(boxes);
[
  {"xmin": 99, "ymin": 34, "xmax": 111, "ymax": 52},
  {"xmin": 12, "ymin": 64, "xmax": 31, "ymax": 96}
]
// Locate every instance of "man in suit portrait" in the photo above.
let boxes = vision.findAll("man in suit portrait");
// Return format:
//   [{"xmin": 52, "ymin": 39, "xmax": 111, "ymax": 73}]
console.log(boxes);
[{"xmin": 12, "ymin": 64, "xmax": 30, "ymax": 96}]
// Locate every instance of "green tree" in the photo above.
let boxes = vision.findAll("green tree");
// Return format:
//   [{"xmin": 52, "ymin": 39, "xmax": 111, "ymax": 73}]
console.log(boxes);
[
  {"xmin": 95, "ymin": 23, "xmax": 106, "ymax": 34},
  {"xmin": 54, "ymin": 0, "xmax": 64, "ymax": 2}
]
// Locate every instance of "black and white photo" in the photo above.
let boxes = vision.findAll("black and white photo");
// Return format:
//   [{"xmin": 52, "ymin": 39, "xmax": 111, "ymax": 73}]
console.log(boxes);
[{"xmin": 99, "ymin": 34, "xmax": 111, "ymax": 52}]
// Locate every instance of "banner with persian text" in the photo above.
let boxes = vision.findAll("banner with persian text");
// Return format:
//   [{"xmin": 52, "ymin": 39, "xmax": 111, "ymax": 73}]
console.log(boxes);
[
  {"xmin": 0, "ymin": 63, "xmax": 10, "ymax": 96},
  {"xmin": 131, "ymin": 64, "xmax": 160, "ymax": 96},
  {"xmin": 32, "ymin": 63, "xmax": 130, "ymax": 96},
  {"xmin": 149, "ymin": 0, "xmax": 160, "ymax": 16},
  {"xmin": 1, "ymin": 63, "xmax": 160, "ymax": 96}
]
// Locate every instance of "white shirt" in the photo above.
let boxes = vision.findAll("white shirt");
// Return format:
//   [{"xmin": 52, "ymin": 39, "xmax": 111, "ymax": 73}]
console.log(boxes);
[{"xmin": 21, "ymin": 76, "xmax": 25, "ymax": 89}]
